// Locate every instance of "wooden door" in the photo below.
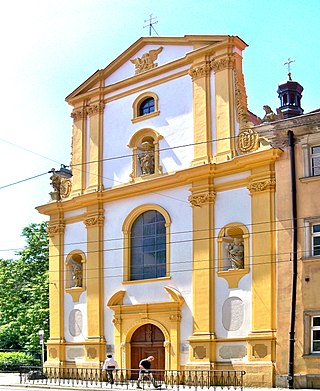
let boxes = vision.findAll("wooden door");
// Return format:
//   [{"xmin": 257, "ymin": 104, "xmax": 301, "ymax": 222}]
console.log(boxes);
[{"xmin": 131, "ymin": 324, "xmax": 165, "ymax": 377}]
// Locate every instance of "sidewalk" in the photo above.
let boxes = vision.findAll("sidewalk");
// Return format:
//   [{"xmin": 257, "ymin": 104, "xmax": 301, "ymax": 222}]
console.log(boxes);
[{"xmin": 0, "ymin": 373, "xmax": 313, "ymax": 391}]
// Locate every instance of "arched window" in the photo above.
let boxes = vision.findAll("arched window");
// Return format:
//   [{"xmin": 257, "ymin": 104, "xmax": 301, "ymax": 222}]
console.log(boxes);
[
  {"xmin": 132, "ymin": 92, "xmax": 160, "ymax": 123},
  {"xmin": 131, "ymin": 210, "xmax": 166, "ymax": 280},
  {"xmin": 122, "ymin": 204, "xmax": 171, "ymax": 282},
  {"xmin": 139, "ymin": 97, "xmax": 155, "ymax": 116}
]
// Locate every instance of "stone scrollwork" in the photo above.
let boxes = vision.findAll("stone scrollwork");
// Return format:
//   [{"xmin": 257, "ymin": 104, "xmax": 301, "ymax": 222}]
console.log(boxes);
[
  {"xmin": 71, "ymin": 108, "xmax": 86, "ymax": 122},
  {"xmin": 113, "ymin": 316, "xmax": 121, "ymax": 326},
  {"xmin": 237, "ymin": 128, "xmax": 260, "ymax": 153},
  {"xmin": 169, "ymin": 314, "xmax": 181, "ymax": 322},
  {"xmin": 247, "ymin": 179, "xmax": 276, "ymax": 194},
  {"xmin": 46, "ymin": 222, "xmax": 65, "ymax": 237},
  {"xmin": 84, "ymin": 211, "xmax": 104, "ymax": 227},
  {"xmin": 188, "ymin": 62, "xmax": 211, "ymax": 81},
  {"xmin": 188, "ymin": 191, "xmax": 216, "ymax": 207},
  {"xmin": 130, "ymin": 47, "xmax": 163, "ymax": 75},
  {"xmin": 87, "ymin": 102, "xmax": 105, "ymax": 117},
  {"xmin": 49, "ymin": 169, "xmax": 72, "ymax": 201},
  {"xmin": 210, "ymin": 54, "xmax": 235, "ymax": 73}
]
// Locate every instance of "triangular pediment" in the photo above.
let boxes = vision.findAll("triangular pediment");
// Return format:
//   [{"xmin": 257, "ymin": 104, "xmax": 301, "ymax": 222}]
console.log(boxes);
[{"xmin": 66, "ymin": 35, "xmax": 246, "ymax": 104}]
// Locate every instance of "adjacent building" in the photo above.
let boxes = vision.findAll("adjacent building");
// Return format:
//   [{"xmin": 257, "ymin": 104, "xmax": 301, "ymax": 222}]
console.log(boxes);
[{"xmin": 255, "ymin": 77, "xmax": 320, "ymax": 388}]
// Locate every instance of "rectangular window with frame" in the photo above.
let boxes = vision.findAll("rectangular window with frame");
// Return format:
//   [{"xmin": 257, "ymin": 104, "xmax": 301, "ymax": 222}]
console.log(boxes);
[
  {"xmin": 311, "ymin": 146, "xmax": 320, "ymax": 176},
  {"xmin": 312, "ymin": 223, "xmax": 320, "ymax": 256},
  {"xmin": 311, "ymin": 316, "xmax": 320, "ymax": 353}
]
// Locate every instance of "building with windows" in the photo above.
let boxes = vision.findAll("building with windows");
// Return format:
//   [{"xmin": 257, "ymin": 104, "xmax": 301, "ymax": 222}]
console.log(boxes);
[
  {"xmin": 37, "ymin": 35, "xmax": 281, "ymax": 387},
  {"xmin": 255, "ymin": 78, "xmax": 320, "ymax": 387}
]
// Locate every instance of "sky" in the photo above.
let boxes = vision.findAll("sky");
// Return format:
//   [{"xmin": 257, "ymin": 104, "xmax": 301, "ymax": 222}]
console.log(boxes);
[{"xmin": 0, "ymin": 0, "xmax": 319, "ymax": 259}]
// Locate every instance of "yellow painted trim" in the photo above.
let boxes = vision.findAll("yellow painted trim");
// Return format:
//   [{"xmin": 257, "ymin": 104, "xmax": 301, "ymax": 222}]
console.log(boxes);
[
  {"xmin": 107, "ymin": 290, "xmax": 126, "ymax": 306},
  {"xmin": 131, "ymin": 91, "xmax": 159, "ymax": 120},
  {"xmin": 122, "ymin": 204, "xmax": 171, "ymax": 282},
  {"xmin": 131, "ymin": 110, "xmax": 160, "ymax": 123},
  {"xmin": 164, "ymin": 286, "xmax": 185, "ymax": 305},
  {"xmin": 189, "ymin": 179, "xmax": 215, "ymax": 363},
  {"xmin": 127, "ymin": 128, "xmax": 163, "ymax": 148},
  {"xmin": 123, "ymin": 276, "xmax": 171, "ymax": 285},
  {"xmin": 108, "ymin": 297, "xmax": 183, "ymax": 370}
]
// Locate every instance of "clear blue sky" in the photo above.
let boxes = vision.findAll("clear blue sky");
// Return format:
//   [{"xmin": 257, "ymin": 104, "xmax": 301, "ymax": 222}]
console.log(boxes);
[{"xmin": 0, "ymin": 0, "xmax": 319, "ymax": 259}]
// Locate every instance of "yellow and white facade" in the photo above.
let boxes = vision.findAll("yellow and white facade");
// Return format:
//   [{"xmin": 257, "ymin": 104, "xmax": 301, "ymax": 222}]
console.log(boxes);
[{"xmin": 37, "ymin": 35, "xmax": 280, "ymax": 387}]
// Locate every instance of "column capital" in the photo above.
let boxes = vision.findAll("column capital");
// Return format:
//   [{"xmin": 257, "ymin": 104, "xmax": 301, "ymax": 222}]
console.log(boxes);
[
  {"xmin": 247, "ymin": 178, "xmax": 276, "ymax": 194},
  {"xmin": 46, "ymin": 221, "xmax": 65, "ymax": 237},
  {"xmin": 188, "ymin": 191, "xmax": 216, "ymax": 207},
  {"xmin": 210, "ymin": 54, "xmax": 235, "ymax": 73},
  {"xmin": 188, "ymin": 62, "xmax": 211, "ymax": 81}
]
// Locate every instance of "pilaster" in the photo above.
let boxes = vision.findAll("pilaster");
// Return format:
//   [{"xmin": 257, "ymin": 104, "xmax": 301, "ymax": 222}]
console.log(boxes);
[
  {"xmin": 70, "ymin": 107, "xmax": 87, "ymax": 196},
  {"xmin": 83, "ymin": 205, "xmax": 106, "ymax": 363},
  {"xmin": 45, "ymin": 217, "xmax": 66, "ymax": 366},
  {"xmin": 86, "ymin": 101, "xmax": 104, "ymax": 192},
  {"xmin": 188, "ymin": 59, "xmax": 213, "ymax": 166},
  {"xmin": 211, "ymin": 53, "xmax": 236, "ymax": 162},
  {"xmin": 247, "ymin": 168, "xmax": 276, "ymax": 362},
  {"xmin": 188, "ymin": 179, "xmax": 216, "ymax": 365}
]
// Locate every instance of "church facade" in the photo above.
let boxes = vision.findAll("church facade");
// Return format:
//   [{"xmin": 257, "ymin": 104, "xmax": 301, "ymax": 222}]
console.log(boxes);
[{"xmin": 37, "ymin": 35, "xmax": 280, "ymax": 387}]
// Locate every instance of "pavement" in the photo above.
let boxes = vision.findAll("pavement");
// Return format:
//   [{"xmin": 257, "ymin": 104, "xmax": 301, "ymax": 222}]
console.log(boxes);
[{"xmin": 0, "ymin": 373, "xmax": 313, "ymax": 391}]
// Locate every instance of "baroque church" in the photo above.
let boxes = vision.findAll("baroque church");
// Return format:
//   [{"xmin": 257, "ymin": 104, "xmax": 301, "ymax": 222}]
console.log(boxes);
[{"xmin": 37, "ymin": 35, "xmax": 282, "ymax": 387}]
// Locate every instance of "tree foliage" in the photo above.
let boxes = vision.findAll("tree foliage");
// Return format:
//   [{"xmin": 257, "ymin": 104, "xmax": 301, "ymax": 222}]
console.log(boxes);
[{"xmin": 0, "ymin": 222, "xmax": 49, "ymax": 353}]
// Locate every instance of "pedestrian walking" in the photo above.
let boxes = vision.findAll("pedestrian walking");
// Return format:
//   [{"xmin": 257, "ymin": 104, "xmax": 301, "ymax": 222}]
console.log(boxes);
[
  {"xmin": 137, "ymin": 356, "xmax": 160, "ymax": 389},
  {"xmin": 102, "ymin": 354, "xmax": 119, "ymax": 384}
]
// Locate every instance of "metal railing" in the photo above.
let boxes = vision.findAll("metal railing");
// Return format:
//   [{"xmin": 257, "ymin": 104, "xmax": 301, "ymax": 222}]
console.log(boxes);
[{"xmin": 20, "ymin": 366, "xmax": 245, "ymax": 390}]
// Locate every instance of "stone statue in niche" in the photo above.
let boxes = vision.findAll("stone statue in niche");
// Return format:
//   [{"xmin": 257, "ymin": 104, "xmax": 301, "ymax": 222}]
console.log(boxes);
[
  {"xmin": 138, "ymin": 141, "xmax": 155, "ymax": 175},
  {"xmin": 226, "ymin": 237, "xmax": 244, "ymax": 270},
  {"xmin": 69, "ymin": 259, "xmax": 83, "ymax": 287}
]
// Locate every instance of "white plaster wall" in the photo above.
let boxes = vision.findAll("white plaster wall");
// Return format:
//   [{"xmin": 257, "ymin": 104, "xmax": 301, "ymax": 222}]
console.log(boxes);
[
  {"xmin": 105, "ymin": 44, "xmax": 193, "ymax": 86},
  {"xmin": 102, "ymin": 186, "xmax": 193, "ymax": 346},
  {"xmin": 102, "ymin": 74, "xmax": 193, "ymax": 188},
  {"xmin": 64, "ymin": 222, "xmax": 88, "ymax": 342},
  {"xmin": 214, "ymin": 186, "xmax": 252, "ymax": 338},
  {"xmin": 64, "ymin": 208, "xmax": 86, "ymax": 219}
]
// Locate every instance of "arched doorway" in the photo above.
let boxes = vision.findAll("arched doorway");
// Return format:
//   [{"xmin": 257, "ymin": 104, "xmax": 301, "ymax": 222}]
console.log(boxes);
[{"xmin": 131, "ymin": 324, "xmax": 165, "ymax": 372}]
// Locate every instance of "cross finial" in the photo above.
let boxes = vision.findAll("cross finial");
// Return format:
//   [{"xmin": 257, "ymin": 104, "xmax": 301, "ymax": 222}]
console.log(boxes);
[
  {"xmin": 284, "ymin": 57, "xmax": 295, "ymax": 80},
  {"xmin": 144, "ymin": 14, "xmax": 159, "ymax": 36}
]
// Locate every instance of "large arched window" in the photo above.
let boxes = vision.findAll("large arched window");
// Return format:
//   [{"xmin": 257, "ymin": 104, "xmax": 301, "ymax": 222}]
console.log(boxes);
[
  {"xmin": 131, "ymin": 210, "xmax": 166, "ymax": 280},
  {"xmin": 123, "ymin": 204, "xmax": 171, "ymax": 282}
]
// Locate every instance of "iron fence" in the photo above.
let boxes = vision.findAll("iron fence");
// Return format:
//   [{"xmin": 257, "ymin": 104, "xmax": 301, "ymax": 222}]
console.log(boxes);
[{"xmin": 20, "ymin": 366, "xmax": 245, "ymax": 390}]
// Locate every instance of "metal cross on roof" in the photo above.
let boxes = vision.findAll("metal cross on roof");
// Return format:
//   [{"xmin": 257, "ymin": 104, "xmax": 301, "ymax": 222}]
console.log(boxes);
[{"xmin": 284, "ymin": 57, "xmax": 295, "ymax": 80}]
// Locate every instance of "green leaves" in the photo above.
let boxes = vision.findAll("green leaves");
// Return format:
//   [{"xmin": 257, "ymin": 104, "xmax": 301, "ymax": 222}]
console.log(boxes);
[{"xmin": 0, "ymin": 222, "xmax": 49, "ymax": 353}]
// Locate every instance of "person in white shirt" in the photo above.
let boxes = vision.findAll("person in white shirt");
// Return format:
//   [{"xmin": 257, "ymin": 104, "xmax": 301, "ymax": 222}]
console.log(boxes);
[{"xmin": 102, "ymin": 354, "xmax": 119, "ymax": 384}]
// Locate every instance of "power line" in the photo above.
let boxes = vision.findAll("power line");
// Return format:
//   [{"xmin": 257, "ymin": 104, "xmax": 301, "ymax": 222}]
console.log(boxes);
[{"xmin": 0, "ymin": 218, "xmax": 311, "ymax": 260}]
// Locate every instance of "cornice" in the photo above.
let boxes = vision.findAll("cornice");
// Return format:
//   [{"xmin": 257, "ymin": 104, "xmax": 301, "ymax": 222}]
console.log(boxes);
[
  {"xmin": 254, "ymin": 112, "xmax": 320, "ymax": 148},
  {"xmin": 66, "ymin": 36, "xmax": 247, "ymax": 106},
  {"xmin": 36, "ymin": 149, "xmax": 281, "ymax": 216}
]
